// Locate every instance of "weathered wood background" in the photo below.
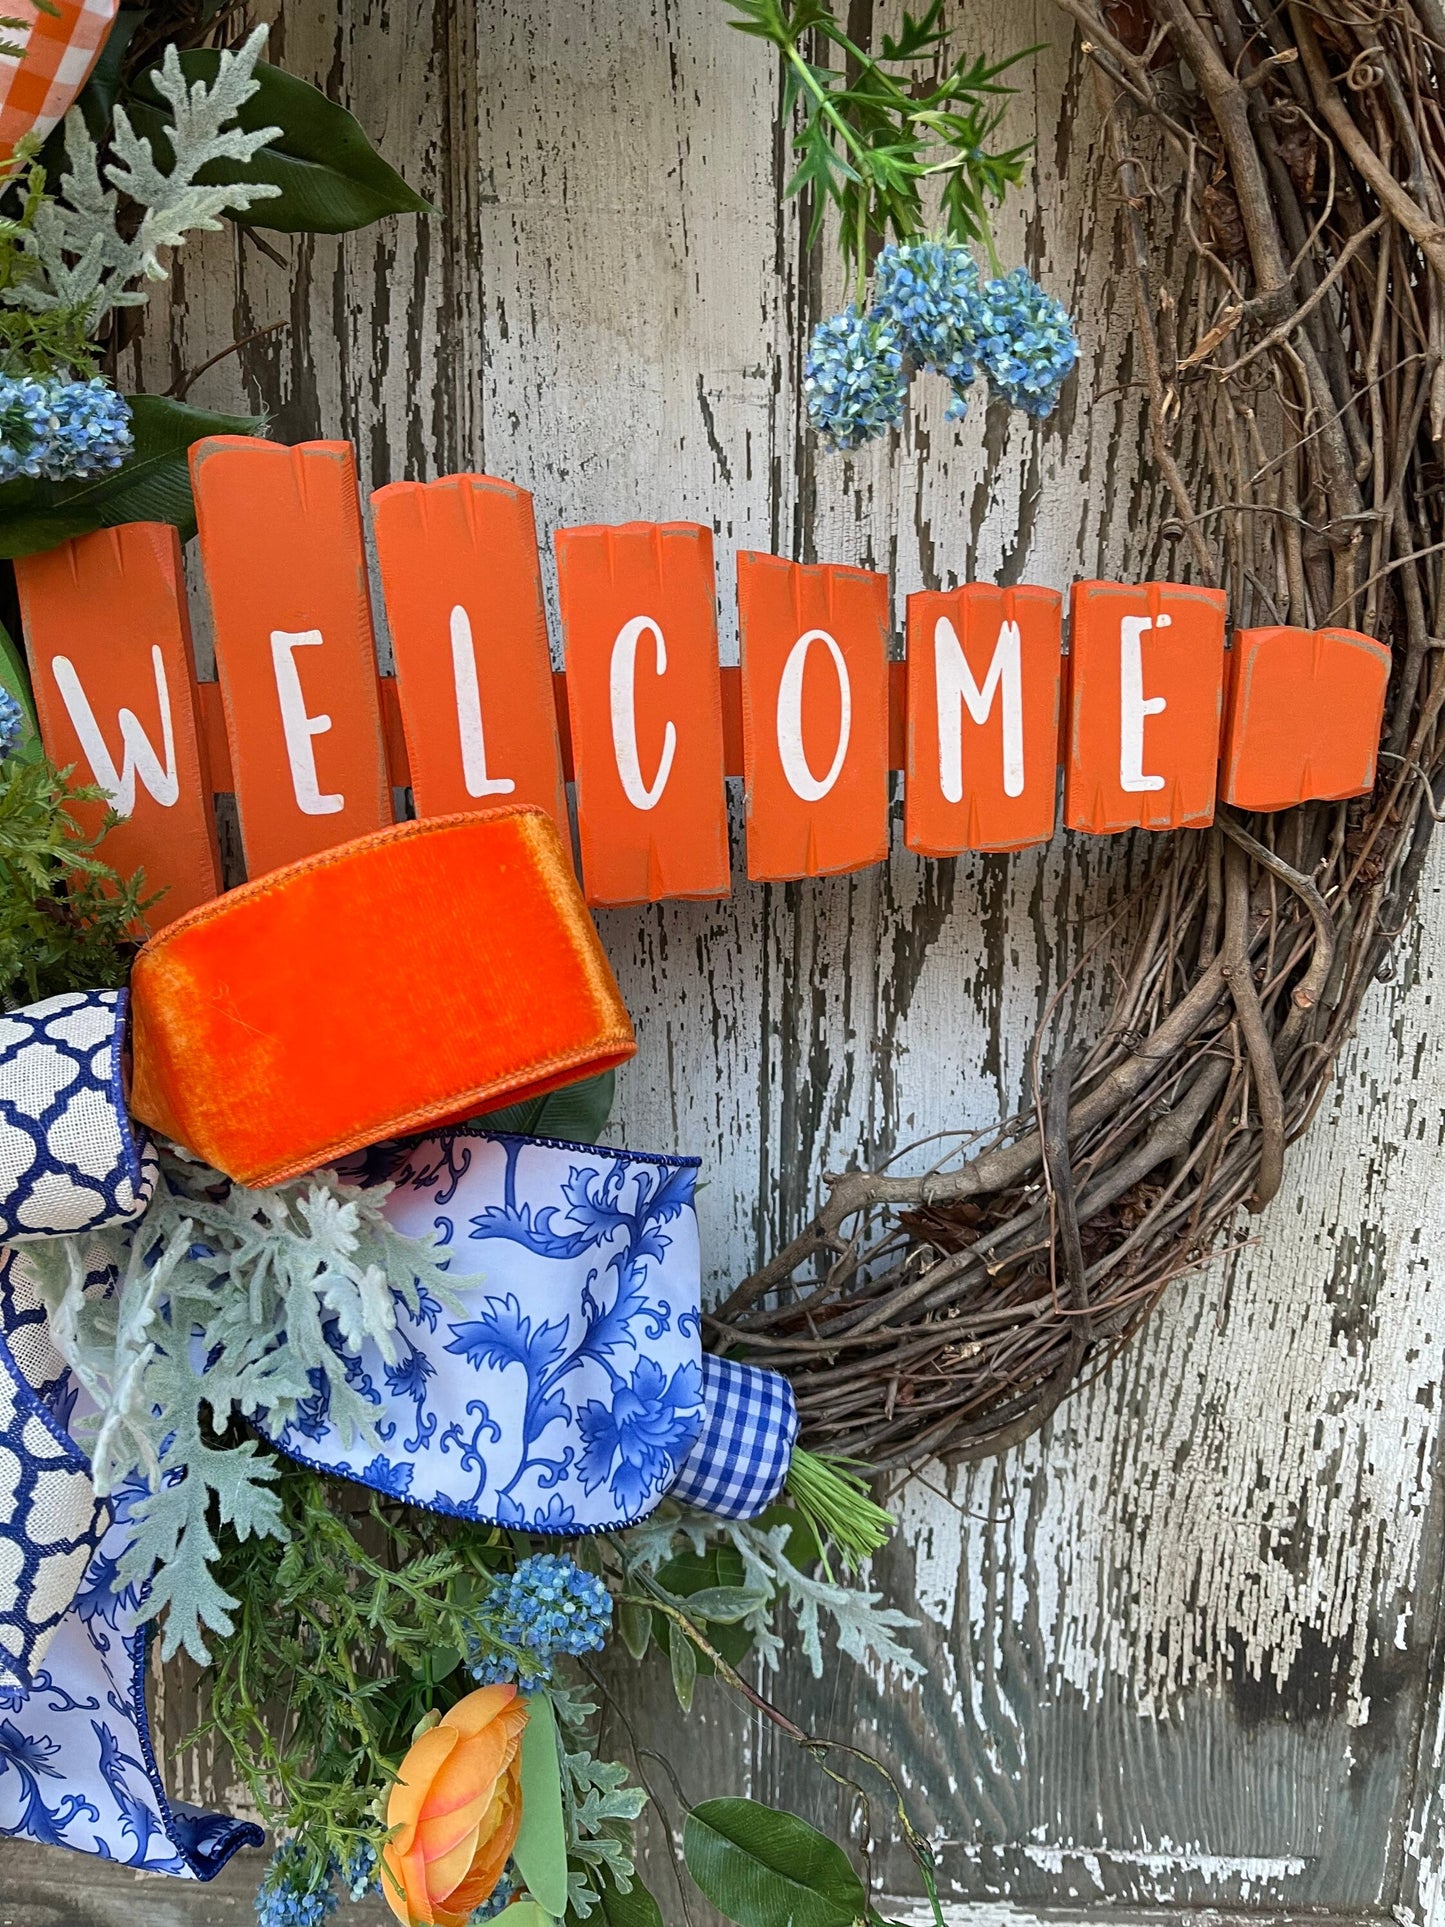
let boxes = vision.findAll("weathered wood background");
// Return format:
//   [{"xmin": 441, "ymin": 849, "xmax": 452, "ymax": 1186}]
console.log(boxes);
[{"xmin": 5, "ymin": 0, "xmax": 1445, "ymax": 1921}]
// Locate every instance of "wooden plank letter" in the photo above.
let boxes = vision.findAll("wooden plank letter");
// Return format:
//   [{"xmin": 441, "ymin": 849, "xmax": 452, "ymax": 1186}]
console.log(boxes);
[
  {"xmin": 371, "ymin": 474, "xmax": 567, "ymax": 829},
  {"xmin": 904, "ymin": 583, "xmax": 1063, "ymax": 855},
  {"xmin": 553, "ymin": 522, "xmax": 728, "ymax": 904},
  {"xmin": 16, "ymin": 523, "xmax": 221, "ymax": 924},
  {"xmin": 1220, "ymin": 625, "xmax": 1390, "ymax": 811},
  {"xmin": 190, "ymin": 437, "xmax": 392, "ymax": 879},
  {"xmin": 736, "ymin": 552, "xmax": 889, "ymax": 880},
  {"xmin": 1064, "ymin": 580, "xmax": 1227, "ymax": 834}
]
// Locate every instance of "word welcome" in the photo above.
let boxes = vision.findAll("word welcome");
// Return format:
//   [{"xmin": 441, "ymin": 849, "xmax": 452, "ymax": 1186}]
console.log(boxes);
[{"xmin": 16, "ymin": 439, "xmax": 1390, "ymax": 923}]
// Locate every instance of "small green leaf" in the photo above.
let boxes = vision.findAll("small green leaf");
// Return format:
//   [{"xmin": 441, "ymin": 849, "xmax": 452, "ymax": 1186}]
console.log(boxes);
[
  {"xmin": 130, "ymin": 54, "xmax": 433, "ymax": 234},
  {"xmin": 618, "ymin": 1597, "xmax": 653, "ymax": 1661},
  {"xmin": 668, "ymin": 1617, "xmax": 697, "ymax": 1712},
  {"xmin": 0, "ymin": 618, "xmax": 39, "ymax": 760},
  {"xmin": 478, "ymin": 1069, "xmax": 616, "ymax": 1145},
  {"xmin": 505, "ymin": 1903, "xmax": 560, "ymax": 1927},
  {"xmin": 513, "ymin": 1693, "xmax": 569, "ymax": 1919},
  {"xmin": 683, "ymin": 1799, "xmax": 868, "ymax": 1927},
  {"xmin": 668, "ymin": 1584, "xmax": 768, "ymax": 1624},
  {"xmin": 0, "ymin": 396, "xmax": 264, "ymax": 559}
]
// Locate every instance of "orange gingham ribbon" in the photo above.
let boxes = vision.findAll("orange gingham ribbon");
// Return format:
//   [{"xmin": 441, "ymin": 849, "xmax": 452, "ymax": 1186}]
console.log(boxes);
[{"xmin": 0, "ymin": 0, "xmax": 118, "ymax": 161}]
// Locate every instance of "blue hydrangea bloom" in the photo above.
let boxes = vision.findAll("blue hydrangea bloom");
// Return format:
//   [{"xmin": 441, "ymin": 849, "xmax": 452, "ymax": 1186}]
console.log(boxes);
[
  {"xmin": 803, "ymin": 308, "xmax": 907, "ymax": 453},
  {"xmin": 973, "ymin": 268, "xmax": 1080, "ymax": 419},
  {"xmin": 469, "ymin": 1553, "xmax": 613, "ymax": 1686},
  {"xmin": 254, "ymin": 1843, "xmax": 339, "ymax": 1927},
  {"xmin": 0, "ymin": 687, "xmax": 24, "ymax": 762},
  {"xmin": 46, "ymin": 378, "xmax": 134, "ymax": 480},
  {"xmin": 872, "ymin": 238, "xmax": 984, "ymax": 418},
  {"xmin": 0, "ymin": 373, "xmax": 59, "ymax": 483},
  {"xmin": 339, "ymin": 1839, "xmax": 378, "ymax": 1903},
  {"xmin": 470, "ymin": 1871, "xmax": 516, "ymax": 1919}
]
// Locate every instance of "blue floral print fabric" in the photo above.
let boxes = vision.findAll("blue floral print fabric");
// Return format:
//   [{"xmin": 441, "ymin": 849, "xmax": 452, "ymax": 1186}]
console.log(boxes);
[
  {"xmin": 0, "ymin": 1250, "xmax": 262, "ymax": 1877},
  {"xmin": 0, "ymin": 1488, "xmax": 263, "ymax": 1876},
  {"xmin": 260, "ymin": 1132, "xmax": 706, "ymax": 1533}
]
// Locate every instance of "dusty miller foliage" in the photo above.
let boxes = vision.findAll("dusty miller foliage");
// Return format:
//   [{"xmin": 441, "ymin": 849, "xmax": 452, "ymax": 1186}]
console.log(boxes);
[
  {"xmin": 549, "ymin": 1679, "xmax": 650, "ymax": 1917},
  {"xmin": 2, "ymin": 26, "xmax": 281, "ymax": 334},
  {"xmin": 619, "ymin": 1503, "xmax": 922, "ymax": 1682},
  {"xmin": 26, "ymin": 1149, "xmax": 455, "ymax": 1662}
]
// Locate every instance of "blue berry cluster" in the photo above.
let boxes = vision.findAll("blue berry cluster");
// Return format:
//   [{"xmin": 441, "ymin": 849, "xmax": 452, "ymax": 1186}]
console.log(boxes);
[
  {"xmin": 469, "ymin": 1552, "xmax": 614, "ymax": 1687},
  {"xmin": 0, "ymin": 687, "xmax": 24, "ymax": 762},
  {"xmin": 0, "ymin": 372, "xmax": 134, "ymax": 484},
  {"xmin": 254, "ymin": 1843, "xmax": 339, "ymax": 1927},
  {"xmin": 805, "ymin": 239, "xmax": 1078, "ymax": 450}
]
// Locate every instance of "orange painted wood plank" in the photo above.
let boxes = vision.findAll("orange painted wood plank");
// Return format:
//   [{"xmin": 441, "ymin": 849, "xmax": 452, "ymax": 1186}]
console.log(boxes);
[
  {"xmin": 1220, "ymin": 625, "xmax": 1390, "ymax": 811},
  {"xmin": 904, "ymin": 583, "xmax": 1063, "ymax": 855},
  {"xmin": 736, "ymin": 552, "xmax": 889, "ymax": 879},
  {"xmin": 554, "ymin": 521, "xmax": 729, "ymax": 904},
  {"xmin": 371, "ymin": 474, "xmax": 568, "ymax": 832},
  {"xmin": 1064, "ymin": 580, "xmax": 1228, "ymax": 834},
  {"xmin": 190, "ymin": 437, "xmax": 393, "ymax": 879},
  {"xmin": 17, "ymin": 523, "xmax": 222, "ymax": 924}
]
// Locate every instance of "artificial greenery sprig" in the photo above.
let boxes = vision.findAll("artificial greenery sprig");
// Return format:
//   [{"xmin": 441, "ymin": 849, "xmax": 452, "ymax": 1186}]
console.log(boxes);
[
  {"xmin": 0, "ymin": 748, "xmax": 154, "ymax": 1008},
  {"xmin": 727, "ymin": 0, "xmax": 1034, "ymax": 294}
]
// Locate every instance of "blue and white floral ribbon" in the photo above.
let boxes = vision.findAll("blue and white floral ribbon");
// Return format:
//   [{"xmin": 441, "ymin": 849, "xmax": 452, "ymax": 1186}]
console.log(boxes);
[
  {"xmin": 259, "ymin": 1130, "xmax": 706, "ymax": 1533},
  {"xmin": 0, "ymin": 1246, "xmax": 263, "ymax": 1877},
  {"xmin": 0, "ymin": 989, "xmax": 157, "ymax": 1242},
  {"xmin": 670, "ymin": 1353, "xmax": 799, "ymax": 1520}
]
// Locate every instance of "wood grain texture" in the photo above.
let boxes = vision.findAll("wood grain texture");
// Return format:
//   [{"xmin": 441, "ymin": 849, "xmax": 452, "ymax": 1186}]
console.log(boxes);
[{"xmin": 6, "ymin": 1, "xmax": 1445, "ymax": 1920}]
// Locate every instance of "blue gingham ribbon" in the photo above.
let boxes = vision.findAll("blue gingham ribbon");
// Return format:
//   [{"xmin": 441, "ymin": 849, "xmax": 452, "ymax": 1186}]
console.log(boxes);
[{"xmin": 669, "ymin": 1353, "xmax": 799, "ymax": 1520}]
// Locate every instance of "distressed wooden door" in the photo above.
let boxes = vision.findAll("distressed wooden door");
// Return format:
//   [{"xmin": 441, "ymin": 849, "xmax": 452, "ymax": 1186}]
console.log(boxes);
[{"xmin": 3, "ymin": 1, "xmax": 1444, "ymax": 1922}]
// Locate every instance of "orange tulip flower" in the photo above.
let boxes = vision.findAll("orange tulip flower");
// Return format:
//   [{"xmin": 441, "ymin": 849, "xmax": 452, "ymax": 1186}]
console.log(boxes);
[{"xmin": 381, "ymin": 1684, "xmax": 530, "ymax": 1926}]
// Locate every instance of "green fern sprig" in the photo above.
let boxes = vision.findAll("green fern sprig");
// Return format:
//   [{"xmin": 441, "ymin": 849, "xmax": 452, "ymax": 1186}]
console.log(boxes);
[
  {"xmin": 0, "ymin": 751, "xmax": 154, "ymax": 1008},
  {"xmin": 728, "ymin": 0, "xmax": 1035, "ymax": 293}
]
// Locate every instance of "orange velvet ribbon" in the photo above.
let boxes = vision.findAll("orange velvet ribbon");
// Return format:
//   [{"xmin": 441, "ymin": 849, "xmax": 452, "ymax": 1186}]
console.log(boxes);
[{"xmin": 127, "ymin": 809, "xmax": 636, "ymax": 1187}]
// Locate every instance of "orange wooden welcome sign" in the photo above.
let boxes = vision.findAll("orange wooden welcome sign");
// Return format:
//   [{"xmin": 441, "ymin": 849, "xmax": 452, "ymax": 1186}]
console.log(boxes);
[{"xmin": 12, "ymin": 436, "xmax": 1391, "ymax": 923}]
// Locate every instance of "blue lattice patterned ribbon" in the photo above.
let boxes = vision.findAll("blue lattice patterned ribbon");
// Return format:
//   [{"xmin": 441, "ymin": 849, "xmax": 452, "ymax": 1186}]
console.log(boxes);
[
  {"xmin": 0, "ymin": 990, "xmax": 157, "ymax": 1242},
  {"xmin": 259, "ymin": 1130, "xmax": 708, "ymax": 1532}
]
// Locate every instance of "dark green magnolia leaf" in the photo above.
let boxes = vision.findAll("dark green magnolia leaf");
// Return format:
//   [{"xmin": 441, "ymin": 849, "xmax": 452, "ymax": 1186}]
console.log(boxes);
[
  {"xmin": 683, "ymin": 1799, "xmax": 867, "ymax": 1927},
  {"xmin": 513, "ymin": 1693, "xmax": 569, "ymax": 1918},
  {"xmin": 0, "ymin": 396, "xmax": 264, "ymax": 560},
  {"xmin": 129, "ymin": 53, "xmax": 432, "ymax": 234},
  {"xmin": 478, "ymin": 1069, "xmax": 616, "ymax": 1144}
]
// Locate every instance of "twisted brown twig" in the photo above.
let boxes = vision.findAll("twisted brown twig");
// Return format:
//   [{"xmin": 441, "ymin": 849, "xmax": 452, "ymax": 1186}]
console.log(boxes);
[{"xmin": 715, "ymin": 0, "xmax": 1445, "ymax": 1469}]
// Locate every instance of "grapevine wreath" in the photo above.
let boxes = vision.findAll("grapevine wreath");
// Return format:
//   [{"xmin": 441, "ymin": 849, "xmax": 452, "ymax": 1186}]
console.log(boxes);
[{"xmin": 717, "ymin": 0, "xmax": 1445, "ymax": 1468}]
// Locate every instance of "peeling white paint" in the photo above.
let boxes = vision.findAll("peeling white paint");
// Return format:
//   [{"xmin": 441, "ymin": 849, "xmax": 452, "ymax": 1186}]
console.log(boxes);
[{"xmin": 107, "ymin": 0, "xmax": 1445, "ymax": 1917}]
